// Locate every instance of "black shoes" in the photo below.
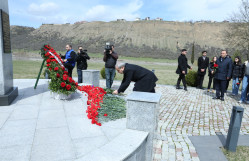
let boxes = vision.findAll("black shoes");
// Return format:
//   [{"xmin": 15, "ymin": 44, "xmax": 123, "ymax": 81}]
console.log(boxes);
[
  {"xmin": 184, "ymin": 88, "xmax": 188, "ymax": 91},
  {"xmin": 212, "ymin": 97, "xmax": 225, "ymax": 101},
  {"xmin": 176, "ymin": 86, "xmax": 183, "ymax": 89}
]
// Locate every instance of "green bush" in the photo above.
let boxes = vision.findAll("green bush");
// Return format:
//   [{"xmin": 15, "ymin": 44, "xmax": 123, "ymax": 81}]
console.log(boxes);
[
  {"xmin": 101, "ymin": 67, "xmax": 106, "ymax": 79},
  {"xmin": 100, "ymin": 67, "xmax": 116, "ymax": 79},
  {"xmin": 186, "ymin": 70, "xmax": 198, "ymax": 87}
]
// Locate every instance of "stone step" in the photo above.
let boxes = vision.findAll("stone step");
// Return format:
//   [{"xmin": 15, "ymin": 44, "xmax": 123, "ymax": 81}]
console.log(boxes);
[{"xmin": 75, "ymin": 129, "xmax": 148, "ymax": 161}]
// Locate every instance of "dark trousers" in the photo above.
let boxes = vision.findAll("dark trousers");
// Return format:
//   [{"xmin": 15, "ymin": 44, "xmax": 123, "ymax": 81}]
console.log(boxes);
[
  {"xmin": 177, "ymin": 74, "xmax": 186, "ymax": 88},
  {"xmin": 215, "ymin": 79, "xmax": 227, "ymax": 98},
  {"xmin": 77, "ymin": 69, "xmax": 83, "ymax": 83},
  {"xmin": 197, "ymin": 74, "xmax": 205, "ymax": 88},
  {"xmin": 208, "ymin": 76, "xmax": 216, "ymax": 89},
  {"xmin": 64, "ymin": 63, "xmax": 74, "ymax": 78},
  {"xmin": 226, "ymin": 79, "xmax": 231, "ymax": 92},
  {"xmin": 105, "ymin": 68, "xmax": 116, "ymax": 89}
]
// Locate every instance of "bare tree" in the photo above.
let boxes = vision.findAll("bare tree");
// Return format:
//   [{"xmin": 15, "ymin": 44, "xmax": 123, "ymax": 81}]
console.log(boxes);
[{"xmin": 224, "ymin": 0, "xmax": 249, "ymax": 59}]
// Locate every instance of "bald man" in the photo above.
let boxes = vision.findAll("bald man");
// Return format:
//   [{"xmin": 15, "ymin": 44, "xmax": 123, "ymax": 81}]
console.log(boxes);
[{"xmin": 113, "ymin": 63, "xmax": 158, "ymax": 94}]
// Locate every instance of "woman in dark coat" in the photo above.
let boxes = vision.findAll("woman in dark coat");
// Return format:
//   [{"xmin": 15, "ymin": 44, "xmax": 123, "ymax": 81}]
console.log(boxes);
[
  {"xmin": 207, "ymin": 56, "xmax": 217, "ymax": 92},
  {"xmin": 231, "ymin": 56, "xmax": 243, "ymax": 96}
]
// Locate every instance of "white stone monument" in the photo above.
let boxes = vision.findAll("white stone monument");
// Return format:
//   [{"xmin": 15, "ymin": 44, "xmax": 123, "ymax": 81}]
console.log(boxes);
[{"xmin": 0, "ymin": 0, "xmax": 18, "ymax": 106}]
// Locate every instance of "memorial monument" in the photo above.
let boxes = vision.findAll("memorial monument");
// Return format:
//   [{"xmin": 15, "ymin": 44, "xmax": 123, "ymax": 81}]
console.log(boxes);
[{"xmin": 0, "ymin": 0, "xmax": 18, "ymax": 106}]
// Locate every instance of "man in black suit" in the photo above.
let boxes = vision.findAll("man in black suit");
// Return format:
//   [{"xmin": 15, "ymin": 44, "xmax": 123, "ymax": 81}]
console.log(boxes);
[
  {"xmin": 196, "ymin": 51, "xmax": 209, "ymax": 89},
  {"xmin": 113, "ymin": 63, "xmax": 158, "ymax": 94},
  {"xmin": 213, "ymin": 50, "xmax": 232, "ymax": 101},
  {"xmin": 176, "ymin": 49, "xmax": 192, "ymax": 91}
]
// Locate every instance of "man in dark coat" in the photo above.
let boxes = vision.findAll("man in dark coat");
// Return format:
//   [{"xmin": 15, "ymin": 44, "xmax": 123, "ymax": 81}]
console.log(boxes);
[
  {"xmin": 196, "ymin": 51, "xmax": 209, "ymax": 89},
  {"xmin": 176, "ymin": 49, "xmax": 192, "ymax": 91},
  {"xmin": 213, "ymin": 50, "xmax": 232, "ymax": 101},
  {"xmin": 113, "ymin": 63, "xmax": 158, "ymax": 94},
  {"xmin": 76, "ymin": 46, "xmax": 90, "ymax": 83}
]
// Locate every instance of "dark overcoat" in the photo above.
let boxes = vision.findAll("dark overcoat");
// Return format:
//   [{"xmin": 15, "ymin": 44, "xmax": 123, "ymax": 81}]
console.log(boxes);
[
  {"xmin": 118, "ymin": 64, "xmax": 158, "ymax": 93},
  {"xmin": 197, "ymin": 56, "xmax": 209, "ymax": 75},
  {"xmin": 176, "ymin": 54, "xmax": 191, "ymax": 74},
  {"xmin": 214, "ymin": 56, "xmax": 232, "ymax": 81}
]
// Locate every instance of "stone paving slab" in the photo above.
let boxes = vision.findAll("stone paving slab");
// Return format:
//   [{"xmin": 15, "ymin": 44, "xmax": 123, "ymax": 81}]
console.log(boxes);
[{"xmin": 189, "ymin": 135, "xmax": 249, "ymax": 161}]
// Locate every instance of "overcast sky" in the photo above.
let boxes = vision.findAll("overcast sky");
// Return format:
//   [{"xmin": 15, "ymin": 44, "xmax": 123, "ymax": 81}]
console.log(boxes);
[{"xmin": 9, "ymin": 0, "xmax": 241, "ymax": 28}]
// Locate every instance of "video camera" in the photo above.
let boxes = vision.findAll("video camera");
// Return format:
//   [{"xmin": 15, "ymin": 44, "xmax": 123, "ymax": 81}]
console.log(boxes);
[
  {"xmin": 79, "ymin": 49, "xmax": 87, "ymax": 55},
  {"xmin": 105, "ymin": 42, "xmax": 112, "ymax": 54}
]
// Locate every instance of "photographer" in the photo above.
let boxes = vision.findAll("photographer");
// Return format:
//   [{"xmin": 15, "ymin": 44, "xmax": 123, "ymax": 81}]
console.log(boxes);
[
  {"xmin": 76, "ymin": 46, "xmax": 90, "ymax": 83},
  {"xmin": 103, "ymin": 44, "xmax": 118, "ymax": 89}
]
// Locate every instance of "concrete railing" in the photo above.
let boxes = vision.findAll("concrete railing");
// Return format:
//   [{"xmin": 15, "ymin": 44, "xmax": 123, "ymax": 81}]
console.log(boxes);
[{"xmin": 126, "ymin": 92, "xmax": 161, "ymax": 161}]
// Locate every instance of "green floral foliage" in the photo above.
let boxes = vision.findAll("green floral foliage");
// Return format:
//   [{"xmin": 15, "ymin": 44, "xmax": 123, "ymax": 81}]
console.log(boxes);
[
  {"xmin": 186, "ymin": 70, "xmax": 198, "ymax": 87},
  {"xmin": 98, "ymin": 95, "xmax": 126, "ymax": 122}
]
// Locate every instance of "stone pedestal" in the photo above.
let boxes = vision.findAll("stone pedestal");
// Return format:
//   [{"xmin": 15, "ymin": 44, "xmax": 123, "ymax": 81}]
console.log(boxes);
[
  {"xmin": 82, "ymin": 70, "xmax": 100, "ymax": 87},
  {"xmin": 0, "ymin": 0, "xmax": 18, "ymax": 106},
  {"xmin": 126, "ymin": 92, "xmax": 161, "ymax": 161}
]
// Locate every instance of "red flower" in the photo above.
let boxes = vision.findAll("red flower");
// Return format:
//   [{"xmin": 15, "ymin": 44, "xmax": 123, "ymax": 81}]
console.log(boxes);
[
  {"xmin": 49, "ymin": 68, "xmax": 52, "ymax": 71},
  {"xmin": 96, "ymin": 123, "xmax": 102, "ymax": 126},
  {"xmin": 63, "ymin": 74, "xmax": 68, "ymax": 81},
  {"xmin": 46, "ymin": 59, "xmax": 51, "ymax": 63},
  {"xmin": 69, "ymin": 77, "xmax": 73, "ymax": 83},
  {"xmin": 54, "ymin": 67, "xmax": 59, "ymax": 71},
  {"xmin": 66, "ymin": 84, "xmax": 71, "ymax": 91},
  {"xmin": 46, "ymin": 64, "xmax": 51, "ymax": 67},
  {"xmin": 45, "ymin": 53, "xmax": 50, "ymax": 57},
  {"xmin": 61, "ymin": 82, "xmax": 66, "ymax": 88},
  {"xmin": 76, "ymin": 82, "xmax": 78, "ymax": 86},
  {"xmin": 104, "ymin": 114, "xmax": 108, "ymax": 117},
  {"xmin": 64, "ymin": 71, "xmax": 68, "ymax": 75},
  {"xmin": 214, "ymin": 64, "xmax": 218, "ymax": 68},
  {"xmin": 61, "ymin": 67, "xmax": 65, "ymax": 71},
  {"xmin": 56, "ymin": 73, "xmax": 60, "ymax": 78}
]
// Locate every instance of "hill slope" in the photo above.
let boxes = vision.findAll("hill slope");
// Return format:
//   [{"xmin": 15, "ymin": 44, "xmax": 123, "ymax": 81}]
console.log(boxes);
[{"xmin": 10, "ymin": 21, "xmax": 229, "ymax": 59}]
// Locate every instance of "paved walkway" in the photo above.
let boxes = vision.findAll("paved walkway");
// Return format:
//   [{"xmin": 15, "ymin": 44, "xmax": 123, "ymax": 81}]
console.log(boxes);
[
  {"xmin": 153, "ymin": 85, "xmax": 249, "ymax": 161},
  {"xmin": 0, "ymin": 79, "xmax": 248, "ymax": 161}
]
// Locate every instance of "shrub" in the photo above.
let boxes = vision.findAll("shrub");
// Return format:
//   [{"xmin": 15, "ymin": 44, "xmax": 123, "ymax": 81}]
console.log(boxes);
[
  {"xmin": 101, "ymin": 67, "xmax": 106, "ymax": 79},
  {"xmin": 100, "ymin": 67, "xmax": 116, "ymax": 79},
  {"xmin": 186, "ymin": 70, "xmax": 198, "ymax": 87}
]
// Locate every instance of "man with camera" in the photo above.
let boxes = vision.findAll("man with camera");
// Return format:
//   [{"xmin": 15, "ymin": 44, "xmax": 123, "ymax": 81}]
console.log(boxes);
[
  {"xmin": 61, "ymin": 44, "xmax": 77, "ymax": 77},
  {"xmin": 76, "ymin": 46, "xmax": 90, "ymax": 83},
  {"xmin": 103, "ymin": 43, "xmax": 118, "ymax": 89}
]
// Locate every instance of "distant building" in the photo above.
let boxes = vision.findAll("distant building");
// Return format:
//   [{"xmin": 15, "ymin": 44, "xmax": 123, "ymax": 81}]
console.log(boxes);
[
  {"xmin": 74, "ymin": 21, "xmax": 88, "ymax": 24},
  {"xmin": 155, "ymin": 17, "xmax": 163, "ymax": 21},
  {"xmin": 145, "ymin": 17, "xmax": 150, "ymax": 21},
  {"xmin": 135, "ymin": 17, "xmax": 141, "ymax": 21},
  {"xmin": 117, "ymin": 19, "xmax": 126, "ymax": 22}
]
